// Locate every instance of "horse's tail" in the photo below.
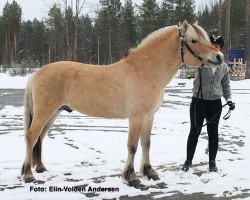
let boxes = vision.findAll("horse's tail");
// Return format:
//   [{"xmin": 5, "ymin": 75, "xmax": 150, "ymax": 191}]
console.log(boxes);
[
  {"xmin": 24, "ymin": 73, "xmax": 34, "ymax": 133},
  {"xmin": 22, "ymin": 73, "xmax": 35, "ymax": 175}
]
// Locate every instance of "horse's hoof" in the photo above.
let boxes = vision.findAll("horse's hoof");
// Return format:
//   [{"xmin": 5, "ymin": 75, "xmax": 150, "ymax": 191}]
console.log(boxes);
[
  {"xmin": 36, "ymin": 166, "xmax": 47, "ymax": 173},
  {"xmin": 128, "ymin": 179, "xmax": 141, "ymax": 187},
  {"xmin": 143, "ymin": 164, "xmax": 160, "ymax": 181},
  {"xmin": 147, "ymin": 174, "xmax": 160, "ymax": 181},
  {"xmin": 24, "ymin": 175, "xmax": 36, "ymax": 183}
]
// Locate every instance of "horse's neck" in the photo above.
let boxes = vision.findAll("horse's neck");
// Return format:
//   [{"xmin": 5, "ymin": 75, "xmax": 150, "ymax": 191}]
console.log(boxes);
[{"xmin": 126, "ymin": 30, "xmax": 182, "ymax": 88}]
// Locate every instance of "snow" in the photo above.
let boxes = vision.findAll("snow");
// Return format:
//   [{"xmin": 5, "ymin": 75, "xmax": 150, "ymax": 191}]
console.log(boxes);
[
  {"xmin": 0, "ymin": 73, "xmax": 30, "ymax": 89},
  {"xmin": 0, "ymin": 72, "xmax": 250, "ymax": 199}
]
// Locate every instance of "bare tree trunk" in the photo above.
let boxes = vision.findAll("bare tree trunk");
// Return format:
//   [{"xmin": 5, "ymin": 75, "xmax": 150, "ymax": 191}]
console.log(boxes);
[
  {"xmin": 108, "ymin": 26, "xmax": 112, "ymax": 64},
  {"xmin": 224, "ymin": 0, "xmax": 231, "ymax": 61},
  {"xmin": 73, "ymin": 0, "xmax": 86, "ymax": 61},
  {"xmin": 73, "ymin": 0, "xmax": 79, "ymax": 61},
  {"xmin": 14, "ymin": 32, "xmax": 17, "ymax": 63},
  {"xmin": 64, "ymin": 0, "xmax": 71, "ymax": 60},
  {"xmin": 9, "ymin": 33, "xmax": 13, "ymax": 67},
  {"xmin": 218, "ymin": 0, "xmax": 222, "ymax": 35},
  {"xmin": 246, "ymin": 0, "xmax": 250, "ymax": 78},
  {"xmin": 98, "ymin": 35, "xmax": 100, "ymax": 65},
  {"xmin": 48, "ymin": 43, "xmax": 51, "ymax": 63},
  {"xmin": 4, "ymin": 33, "xmax": 9, "ymax": 67}
]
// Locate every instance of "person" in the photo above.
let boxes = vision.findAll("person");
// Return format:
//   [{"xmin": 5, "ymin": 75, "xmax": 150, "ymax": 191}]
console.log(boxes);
[{"xmin": 182, "ymin": 35, "xmax": 235, "ymax": 172}]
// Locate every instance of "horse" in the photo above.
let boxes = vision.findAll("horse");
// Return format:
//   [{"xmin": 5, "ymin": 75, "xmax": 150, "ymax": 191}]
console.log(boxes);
[{"xmin": 21, "ymin": 20, "xmax": 223, "ymax": 186}]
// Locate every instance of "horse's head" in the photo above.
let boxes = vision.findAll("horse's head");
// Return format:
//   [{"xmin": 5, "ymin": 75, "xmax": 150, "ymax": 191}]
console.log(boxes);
[{"xmin": 178, "ymin": 20, "xmax": 224, "ymax": 68}]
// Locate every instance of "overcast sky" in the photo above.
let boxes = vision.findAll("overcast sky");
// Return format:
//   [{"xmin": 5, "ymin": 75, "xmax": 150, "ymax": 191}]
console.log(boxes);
[{"xmin": 0, "ymin": 0, "xmax": 213, "ymax": 21}]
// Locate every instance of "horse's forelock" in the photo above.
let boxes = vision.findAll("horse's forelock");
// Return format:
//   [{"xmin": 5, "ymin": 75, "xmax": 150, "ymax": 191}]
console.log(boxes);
[{"xmin": 189, "ymin": 24, "xmax": 210, "ymax": 45}]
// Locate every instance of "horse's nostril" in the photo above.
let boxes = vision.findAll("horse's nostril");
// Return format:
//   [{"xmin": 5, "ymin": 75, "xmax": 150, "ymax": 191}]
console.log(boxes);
[{"xmin": 216, "ymin": 54, "xmax": 222, "ymax": 64}]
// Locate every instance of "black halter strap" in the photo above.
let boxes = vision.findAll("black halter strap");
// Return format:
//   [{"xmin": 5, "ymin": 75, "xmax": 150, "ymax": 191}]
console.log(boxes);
[{"xmin": 178, "ymin": 29, "xmax": 218, "ymax": 66}]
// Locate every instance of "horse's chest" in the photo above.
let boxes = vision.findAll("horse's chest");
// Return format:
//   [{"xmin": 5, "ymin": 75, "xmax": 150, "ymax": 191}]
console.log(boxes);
[
  {"xmin": 154, "ymin": 90, "xmax": 164, "ymax": 111},
  {"xmin": 143, "ymin": 89, "xmax": 164, "ymax": 115}
]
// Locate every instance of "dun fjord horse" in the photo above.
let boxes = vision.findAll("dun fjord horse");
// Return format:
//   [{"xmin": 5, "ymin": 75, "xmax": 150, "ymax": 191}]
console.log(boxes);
[{"xmin": 21, "ymin": 20, "xmax": 223, "ymax": 186}]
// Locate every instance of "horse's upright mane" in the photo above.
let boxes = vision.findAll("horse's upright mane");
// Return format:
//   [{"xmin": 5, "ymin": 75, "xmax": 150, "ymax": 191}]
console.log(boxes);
[
  {"xmin": 190, "ymin": 24, "xmax": 211, "ymax": 46},
  {"xmin": 128, "ymin": 25, "xmax": 177, "ymax": 55}
]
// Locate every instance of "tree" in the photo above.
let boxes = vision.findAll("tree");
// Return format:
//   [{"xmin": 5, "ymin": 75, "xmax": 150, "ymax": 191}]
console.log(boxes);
[
  {"xmin": 120, "ymin": 0, "xmax": 138, "ymax": 53},
  {"xmin": 159, "ymin": 0, "xmax": 175, "ymax": 27},
  {"xmin": 47, "ymin": 4, "xmax": 65, "ymax": 62},
  {"xmin": 173, "ymin": 0, "xmax": 196, "ymax": 24},
  {"xmin": 77, "ymin": 15, "xmax": 94, "ymax": 63},
  {"xmin": 95, "ymin": 0, "xmax": 123, "ymax": 64},
  {"xmin": 0, "ymin": 16, "xmax": 4, "ymax": 65},
  {"xmin": 197, "ymin": 5, "xmax": 211, "ymax": 31},
  {"xmin": 230, "ymin": 0, "xmax": 246, "ymax": 50},
  {"xmin": 32, "ymin": 19, "xmax": 49, "ymax": 65},
  {"xmin": 65, "ymin": 6, "xmax": 75, "ymax": 60},
  {"xmin": 246, "ymin": 0, "xmax": 250, "ymax": 78},
  {"xmin": 197, "ymin": 2, "xmax": 219, "ymax": 35},
  {"xmin": 2, "ymin": 1, "xmax": 22, "ymax": 67},
  {"xmin": 224, "ymin": 0, "xmax": 231, "ymax": 60},
  {"xmin": 138, "ymin": 0, "xmax": 160, "ymax": 40}
]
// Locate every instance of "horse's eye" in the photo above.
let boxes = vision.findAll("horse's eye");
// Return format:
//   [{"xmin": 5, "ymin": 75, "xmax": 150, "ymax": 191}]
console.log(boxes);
[{"xmin": 191, "ymin": 39, "xmax": 198, "ymax": 43}]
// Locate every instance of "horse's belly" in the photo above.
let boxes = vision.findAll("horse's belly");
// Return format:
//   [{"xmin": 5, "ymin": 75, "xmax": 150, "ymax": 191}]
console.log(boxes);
[{"xmin": 69, "ymin": 94, "xmax": 128, "ymax": 119}]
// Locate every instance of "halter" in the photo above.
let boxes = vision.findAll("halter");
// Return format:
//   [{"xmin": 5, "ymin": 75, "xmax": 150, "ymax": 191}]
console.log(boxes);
[{"xmin": 178, "ymin": 29, "xmax": 218, "ymax": 66}]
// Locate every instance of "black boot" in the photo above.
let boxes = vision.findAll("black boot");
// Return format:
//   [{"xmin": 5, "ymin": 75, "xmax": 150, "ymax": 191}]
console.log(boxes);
[
  {"xmin": 209, "ymin": 160, "xmax": 218, "ymax": 172},
  {"xmin": 182, "ymin": 160, "xmax": 192, "ymax": 171}
]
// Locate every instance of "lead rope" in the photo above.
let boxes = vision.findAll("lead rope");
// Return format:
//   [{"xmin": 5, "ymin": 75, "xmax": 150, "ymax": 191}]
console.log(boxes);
[{"xmin": 194, "ymin": 66, "xmax": 230, "ymax": 128}]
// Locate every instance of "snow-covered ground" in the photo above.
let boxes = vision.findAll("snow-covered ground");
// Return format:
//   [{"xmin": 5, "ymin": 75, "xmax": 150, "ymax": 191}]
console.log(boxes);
[{"xmin": 0, "ymin": 73, "xmax": 250, "ymax": 199}]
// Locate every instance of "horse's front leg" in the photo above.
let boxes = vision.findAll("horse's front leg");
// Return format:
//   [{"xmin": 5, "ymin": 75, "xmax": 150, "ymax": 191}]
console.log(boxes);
[
  {"xmin": 123, "ymin": 117, "xmax": 143, "ymax": 187},
  {"xmin": 140, "ymin": 117, "xmax": 159, "ymax": 181}
]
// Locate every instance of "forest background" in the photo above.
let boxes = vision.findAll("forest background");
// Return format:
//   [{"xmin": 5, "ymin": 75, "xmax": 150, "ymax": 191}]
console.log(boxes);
[{"xmin": 0, "ymin": 0, "xmax": 249, "ymax": 76}]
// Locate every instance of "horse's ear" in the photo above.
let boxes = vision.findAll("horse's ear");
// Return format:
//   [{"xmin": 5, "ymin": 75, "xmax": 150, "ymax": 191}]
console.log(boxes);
[
  {"xmin": 179, "ymin": 20, "xmax": 189, "ymax": 36},
  {"xmin": 194, "ymin": 20, "xmax": 199, "ymax": 25}
]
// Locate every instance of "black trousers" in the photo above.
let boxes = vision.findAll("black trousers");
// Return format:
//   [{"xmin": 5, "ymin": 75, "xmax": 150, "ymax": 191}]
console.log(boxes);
[{"xmin": 186, "ymin": 97, "xmax": 222, "ymax": 161}]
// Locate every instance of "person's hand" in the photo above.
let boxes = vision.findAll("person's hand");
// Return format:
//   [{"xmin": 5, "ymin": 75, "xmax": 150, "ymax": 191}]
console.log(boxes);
[{"xmin": 227, "ymin": 101, "xmax": 235, "ymax": 110}]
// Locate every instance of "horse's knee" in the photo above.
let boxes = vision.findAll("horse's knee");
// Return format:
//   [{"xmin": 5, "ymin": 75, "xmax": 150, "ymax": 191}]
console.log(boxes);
[
  {"xmin": 141, "ymin": 139, "xmax": 150, "ymax": 149},
  {"xmin": 128, "ymin": 145, "xmax": 137, "ymax": 155}
]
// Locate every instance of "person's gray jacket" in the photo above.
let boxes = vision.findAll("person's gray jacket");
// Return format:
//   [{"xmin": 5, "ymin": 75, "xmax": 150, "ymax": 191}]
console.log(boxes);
[{"xmin": 192, "ymin": 62, "xmax": 232, "ymax": 101}]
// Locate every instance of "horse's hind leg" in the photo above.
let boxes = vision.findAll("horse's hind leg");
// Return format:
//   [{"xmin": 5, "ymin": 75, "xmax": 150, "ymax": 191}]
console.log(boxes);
[
  {"xmin": 33, "ymin": 111, "xmax": 61, "ymax": 173},
  {"xmin": 123, "ymin": 117, "xmax": 143, "ymax": 187},
  {"xmin": 22, "ymin": 112, "xmax": 54, "ymax": 183},
  {"xmin": 140, "ymin": 117, "xmax": 159, "ymax": 181}
]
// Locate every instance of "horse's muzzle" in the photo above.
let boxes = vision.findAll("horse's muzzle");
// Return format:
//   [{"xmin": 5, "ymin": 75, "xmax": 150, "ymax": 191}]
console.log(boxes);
[{"xmin": 208, "ymin": 53, "xmax": 224, "ymax": 66}]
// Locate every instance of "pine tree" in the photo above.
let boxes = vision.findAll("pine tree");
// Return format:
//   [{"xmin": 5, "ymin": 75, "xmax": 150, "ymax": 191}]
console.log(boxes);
[
  {"xmin": 0, "ymin": 16, "xmax": 4, "ymax": 65},
  {"xmin": 230, "ymin": 0, "xmax": 246, "ymax": 50},
  {"xmin": 65, "ymin": 6, "xmax": 75, "ymax": 60},
  {"xmin": 95, "ymin": 0, "xmax": 123, "ymax": 64},
  {"xmin": 246, "ymin": 0, "xmax": 250, "ymax": 78},
  {"xmin": 47, "ymin": 4, "xmax": 65, "ymax": 62},
  {"xmin": 32, "ymin": 19, "xmax": 49, "ymax": 65},
  {"xmin": 197, "ymin": 3, "xmax": 218, "ymax": 35},
  {"xmin": 2, "ymin": 1, "xmax": 22, "ymax": 67},
  {"xmin": 174, "ymin": 0, "xmax": 196, "ymax": 24},
  {"xmin": 120, "ymin": 0, "xmax": 138, "ymax": 54},
  {"xmin": 17, "ymin": 20, "xmax": 33, "ymax": 62},
  {"xmin": 159, "ymin": 0, "xmax": 175, "ymax": 27},
  {"xmin": 138, "ymin": 0, "xmax": 160, "ymax": 40},
  {"xmin": 77, "ymin": 15, "xmax": 94, "ymax": 63}
]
